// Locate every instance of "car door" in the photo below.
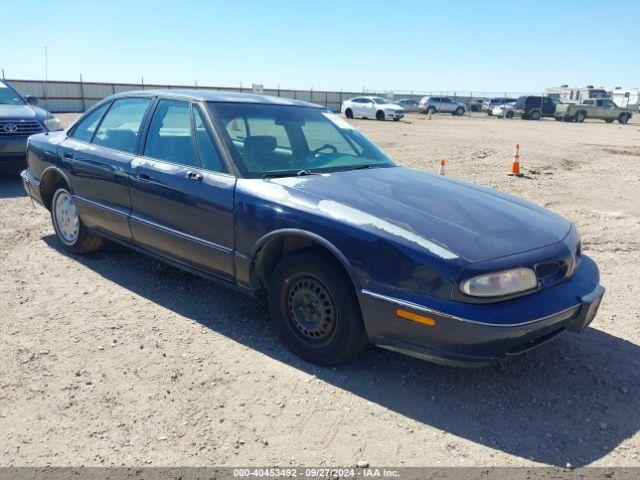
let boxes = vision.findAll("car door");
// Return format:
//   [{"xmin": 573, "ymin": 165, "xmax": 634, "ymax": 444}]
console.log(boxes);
[
  {"xmin": 350, "ymin": 98, "xmax": 364, "ymax": 117},
  {"xmin": 59, "ymin": 97, "xmax": 153, "ymax": 240},
  {"xmin": 441, "ymin": 98, "xmax": 454, "ymax": 112},
  {"xmin": 129, "ymin": 99, "xmax": 236, "ymax": 280}
]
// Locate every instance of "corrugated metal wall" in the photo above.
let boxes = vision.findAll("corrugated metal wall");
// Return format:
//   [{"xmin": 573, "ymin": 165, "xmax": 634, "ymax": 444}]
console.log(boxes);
[{"xmin": 6, "ymin": 79, "xmax": 412, "ymax": 113}]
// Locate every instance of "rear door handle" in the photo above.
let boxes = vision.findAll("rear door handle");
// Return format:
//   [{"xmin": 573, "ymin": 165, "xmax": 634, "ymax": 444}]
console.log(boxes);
[{"xmin": 186, "ymin": 171, "xmax": 203, "ymax": 181}]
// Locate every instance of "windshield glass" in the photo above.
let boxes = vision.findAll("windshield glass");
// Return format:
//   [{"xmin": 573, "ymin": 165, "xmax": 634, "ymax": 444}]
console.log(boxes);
[
  {"xmin": 0, "ymin": 83, "xmax": 25, "ymax": 105},
  {"xmin": 208, "ymin": 103, "xmax": 395, "ymax": 178},
  {"xmin": 371, "ymin": 97, "xmax": 389, "ymax": 104}
]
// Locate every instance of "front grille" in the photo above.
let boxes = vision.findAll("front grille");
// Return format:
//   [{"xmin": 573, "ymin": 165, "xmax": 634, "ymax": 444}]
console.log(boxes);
[{"xmin": 0, "ymin": 120, "xmax": 44, "ymax": 136}]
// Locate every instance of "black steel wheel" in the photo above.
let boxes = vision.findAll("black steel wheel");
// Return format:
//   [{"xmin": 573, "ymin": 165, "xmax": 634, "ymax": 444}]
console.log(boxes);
[{"xmin": 269, "ymin": 250, "xmax": 368, "ymax": 366}]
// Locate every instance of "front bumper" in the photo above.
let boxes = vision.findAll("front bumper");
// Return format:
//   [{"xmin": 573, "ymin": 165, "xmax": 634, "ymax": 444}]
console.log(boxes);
[
  {"xmin": 0, "ymin": 136, "xmax": 29, "ymax": 171},
  {"xmin": 358, "ymin": 255, "xmax": 604, "ymax": 367}
]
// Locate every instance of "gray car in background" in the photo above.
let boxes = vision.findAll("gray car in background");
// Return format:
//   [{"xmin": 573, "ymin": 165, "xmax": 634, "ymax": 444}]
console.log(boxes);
[
  {"xmin": 418, "ymin": 96, "xmax": 466, "ymax": 115},
  {"xmin": 0, "ymin": 80, "xmax": 63, "ymax": 173}
]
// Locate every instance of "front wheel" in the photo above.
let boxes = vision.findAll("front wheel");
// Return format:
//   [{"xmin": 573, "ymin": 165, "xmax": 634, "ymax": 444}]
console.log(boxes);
[
  {"xmin": 605, "ymin": 118, "xmax": 614, "ymax": 123},
  {"xmin": 529, "ymin": 110, "xmax": 541, "ymax": 120},
  {"xmin": 268, "ymin": 250, "xmax": 368, "ymax": 366},
  {"xmin": 575, "ymin": 111, "xmax": 586, "ymax": 123},
  {"xmin": 344, "ymin": 108, "xmax": 353, "ymax": 119},
  {"xmin": 376, "ymin": 110, "xmax": 385, "ymax": 121},
  {"xmin": 51, "ymin": 187, "xmax": 103, "ymax": 253},
  {"xmin": 426, "ymin": 106, "xmax": 436, "ymax": 115},
  {"xmin": 506, "ymin": 111, "xmax": 514, "ymax": 119},
  {"xmin": 455, "ymin": 107, "xmax": 464, "ymax": 116}
]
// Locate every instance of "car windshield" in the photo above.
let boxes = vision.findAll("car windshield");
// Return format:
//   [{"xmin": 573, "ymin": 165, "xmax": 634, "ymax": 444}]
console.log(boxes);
[
  {"xmin": 0, "ymin": 83, "xmax": 25, "ymax": 105},
  {"xmin": 371, "ymin": 97, "xmax": 389, "ymax": 104},
  {"xmin": 208, "ymin": 103, "xmax": 395, "ymax": 178}
]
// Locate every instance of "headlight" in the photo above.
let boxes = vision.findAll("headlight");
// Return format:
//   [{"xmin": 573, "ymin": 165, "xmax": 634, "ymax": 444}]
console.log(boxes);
[
  {"xmin": 43, "ymin": 117, "xmax": 64, "ymax": 132},
  {"xmin": 460, "ymin": 268, "xmax": 537, "ymax": 297}
]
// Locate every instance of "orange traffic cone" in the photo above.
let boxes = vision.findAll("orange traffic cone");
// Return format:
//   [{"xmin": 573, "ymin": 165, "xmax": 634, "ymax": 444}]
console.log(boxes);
[
  {"xmin": 438, "ymin": 159, "xmax": 446, "ymax": 175},
  {"xmin": 508, "ymin": 144, "xmax": 521, "ymax": 176}
]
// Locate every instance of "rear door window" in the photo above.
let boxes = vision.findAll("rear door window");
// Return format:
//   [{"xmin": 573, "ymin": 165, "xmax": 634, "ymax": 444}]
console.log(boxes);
[
  {"xmin": 92, "ymin": 97, "xmax": 151, "ymax": 153},
  {"xmin": 143, "ymin": 100, "xmax": 197, "ymax": 167}
]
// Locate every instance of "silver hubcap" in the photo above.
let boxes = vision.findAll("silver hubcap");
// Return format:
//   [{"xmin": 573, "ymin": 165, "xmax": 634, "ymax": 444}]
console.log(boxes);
[{"xmin": 54, "ymin": 191, "xmax": 79, "ymax": 244}]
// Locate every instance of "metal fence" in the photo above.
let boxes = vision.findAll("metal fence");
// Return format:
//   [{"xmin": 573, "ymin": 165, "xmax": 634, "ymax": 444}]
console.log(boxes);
[{"xmin": 5, "ymin": 78, "xmax": 542, "ymax": 113}]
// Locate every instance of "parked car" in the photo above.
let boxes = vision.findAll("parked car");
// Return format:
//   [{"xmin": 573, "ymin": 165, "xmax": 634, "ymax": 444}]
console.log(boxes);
[
  {"xmin": 515, "ymin": 96, "xmax": 558, "ymax": 120},
  {"xmin": 468, "ymin": 99, "xmax": 484, "ymax": 112},
  {"xmin": 393, "ymin": 98, "xmax": 419, "ymax": 112},
  {"xmin": 491, "ymin": 101, "xmax": 516, "ymax": 118},
  {"xmin": 418, "ymin": 96, "xmax": 466, "ymax": 115},
  {"xmin": 554, "ymin": 98, "xmax": 633, "ymax": 124},
  {"xmin": 21, "ymin": 90, "xmax": 604, "ymax": 367},
  {"xmin": 341, "ymin": 96, "xmax": 404, "ymax": 121},
  {"xmin": 486, "ymin": 97, "xmax": 517, "ymax": 116},
  {"xmin": 0, "ymin": 80, "xmax": 63, "ymax": 172}
]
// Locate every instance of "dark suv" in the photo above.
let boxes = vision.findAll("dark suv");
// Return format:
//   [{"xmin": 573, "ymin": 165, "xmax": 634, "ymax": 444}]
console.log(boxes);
[
  {"xmin": 515, "ymin": 96, "xmax": 558, "ymax": 120},
  {"xmin": 1, "ymin": 80, "xmax": 63, "ymax": 172}
]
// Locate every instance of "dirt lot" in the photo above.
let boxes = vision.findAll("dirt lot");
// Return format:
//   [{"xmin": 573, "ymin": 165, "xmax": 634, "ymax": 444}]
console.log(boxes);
[{"xmin": 1, "ymin": 112, "xmax": 639, "ymax": 468}]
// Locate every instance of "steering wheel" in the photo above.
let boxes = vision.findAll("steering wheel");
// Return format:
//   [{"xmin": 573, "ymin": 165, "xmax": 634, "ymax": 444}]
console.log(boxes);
[{"xmin": 310, "ymin": 144, "xmax": 338, "ymax": 156}]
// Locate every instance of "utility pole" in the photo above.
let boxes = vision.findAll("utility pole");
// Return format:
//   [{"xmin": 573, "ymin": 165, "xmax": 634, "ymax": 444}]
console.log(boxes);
[{"xmin": 44, "ymin": 46, "xmax": 48, "ymax": 82}]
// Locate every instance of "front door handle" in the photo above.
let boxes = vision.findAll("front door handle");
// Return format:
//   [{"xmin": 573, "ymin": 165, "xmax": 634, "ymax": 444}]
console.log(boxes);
[
  {"xmin": 186, "ymin": 171, "xmax": 203, "ymax": 181},
  {"xmin": 137, "ymin": 172, "xmax": 151, "ymax": 181},
  {"xmin": 63, "ymin": 152, "xmax": 74, "ymax": 160}
]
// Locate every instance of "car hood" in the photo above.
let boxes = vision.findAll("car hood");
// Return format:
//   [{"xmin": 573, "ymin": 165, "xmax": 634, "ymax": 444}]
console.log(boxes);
[
  {"xmin": 272, "ymin": 167, "xmax": 571, "ymax": 263},
  {"xmin": 0, "ymin": 104, "xmax": 50, "ymax": 121}
]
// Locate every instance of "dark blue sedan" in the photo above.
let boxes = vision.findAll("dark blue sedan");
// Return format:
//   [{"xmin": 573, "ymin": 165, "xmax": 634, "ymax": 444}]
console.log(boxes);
[{"xmin": 21, "ymin": 90, "xmax": 604, "ymax": 367}]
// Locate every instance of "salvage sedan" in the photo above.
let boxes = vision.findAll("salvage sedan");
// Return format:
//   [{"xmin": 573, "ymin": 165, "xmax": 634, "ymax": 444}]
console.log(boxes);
[{"xmin": 21, "ymin": 90, "xmax": 604, "ymax": 367}]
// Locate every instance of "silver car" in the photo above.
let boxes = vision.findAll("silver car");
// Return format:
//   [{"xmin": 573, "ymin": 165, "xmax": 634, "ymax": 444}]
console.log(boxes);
[{"xmin": 418, "ymin": 96, "xmax": 466, "ymax": 115}]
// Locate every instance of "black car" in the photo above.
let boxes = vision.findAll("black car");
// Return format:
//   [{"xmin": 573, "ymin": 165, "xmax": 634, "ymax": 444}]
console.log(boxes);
[
  {"xmin": 0, "ymin": 80, "xmax": 64, "ymax": 172},
  {"xmin": 515, "ymin": 96, "xmax": 558, "ymax": 120}
]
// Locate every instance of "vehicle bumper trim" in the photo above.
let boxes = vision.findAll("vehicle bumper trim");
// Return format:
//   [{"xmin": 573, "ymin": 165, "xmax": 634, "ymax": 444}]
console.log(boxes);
[{"xmin": 360, "ymin": 288, "xmax": 580, "ymax": 327}]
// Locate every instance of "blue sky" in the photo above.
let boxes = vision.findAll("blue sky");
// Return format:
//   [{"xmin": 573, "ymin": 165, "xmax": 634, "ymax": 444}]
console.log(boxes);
[{"xmin": 2, "ymin": 0, "xmax": 638, "ymax": 93}]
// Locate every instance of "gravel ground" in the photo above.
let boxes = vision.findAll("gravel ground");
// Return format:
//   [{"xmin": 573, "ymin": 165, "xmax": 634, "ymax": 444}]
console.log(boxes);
[{"xmin": 1, "ymin": 112, "xmax": 639, "ymax": 468}]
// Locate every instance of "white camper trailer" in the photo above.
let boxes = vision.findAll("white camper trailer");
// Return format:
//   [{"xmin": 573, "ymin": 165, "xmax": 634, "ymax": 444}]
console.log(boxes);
[
  {"xmin": 612, "ymin": 88, "xmax": 640, "ymax": 112},
  {"xmin": 545, "ymin": 85, "xmax": 610, "ymax": 104}
]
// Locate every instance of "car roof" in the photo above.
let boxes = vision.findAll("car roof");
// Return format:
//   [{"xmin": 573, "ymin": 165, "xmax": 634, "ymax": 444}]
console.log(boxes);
[{"xmin": 107, "ymin": 89, "xmax": 323, "ymax": 108}]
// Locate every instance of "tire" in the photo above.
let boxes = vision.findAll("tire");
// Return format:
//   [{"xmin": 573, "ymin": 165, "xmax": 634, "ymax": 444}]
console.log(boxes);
[
  {"xmin": 455, "ymin": 107, "xmax": 464, "ymax": 116},
  {"xmin": 51, "ymin": 187, "xmax": 103, "ymax": 254},
  {"xmin": 554, "ymin": 117, "xmax": 562, "ymax": 121},
  {"xmin": 618, "ymin": 113, "xmax": 629, "ymax": 124},
  {"xmin": 426, "ymin": 106, "xmax": 436, "ymax": 115},
  {"xmin": 506, "ymin": 111, "xmax": 514, "ymax": 119},
  {"xmin": 575, "ymin": 111, "xmax": 586, "ymax": 123},
  {"xmin": 268, "ymin": 250, "xmax": 368, "ymax": 366},
  {"xmin": 376, "ymin": 110, "xmax": 385, "ymax": 121},
  {"xmin": 393, "ymin": 118, "xmax": 400, "ymax": 121},
  {"xmin": 529, "ymin": 110, "xmax": 541, "ymax": 120},
  {"xmin": 605, "ymin": 119, "xmax": 614, "ymax": 123},
  {"xmin": 345, "ymin": 108, "xmax": 353, "ymax": 119}
]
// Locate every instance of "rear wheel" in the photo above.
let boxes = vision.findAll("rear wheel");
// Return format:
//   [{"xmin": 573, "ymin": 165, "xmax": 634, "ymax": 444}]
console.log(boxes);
[
  {"xmin": 605, "ymin": 118, "xmax": 614, "ymax": 123},
  {"xmin": 618, "ymin": 113, "xmax": 629, "ymax": 124},
  {"xmin": 454, "ymin": 107, "xmax": 464, "ymax": 116},
  {"xmin": 506, "ymin": 111, "xmax": 514, "ymax": 119},
  {"xmin": 268, "ymin": 250, "xmax": 368, "ymax": 366},
  {"xmin": 344, "ymin": 108, "xmax": 353, "ymax": 119},
  {"xmin": 529, "ymin": 110, "xmax": 541, "ymax": 120},
  {"xmin": 51, "ymin": 187, "xmax": 103, "ymax": 253},
  {"xmin": 376, "ymin": 110, "xmax": 385, "ymax": 121},
  {"xmin": 575, "ymin": 111, "xmax": 586, "ymax": 123}
]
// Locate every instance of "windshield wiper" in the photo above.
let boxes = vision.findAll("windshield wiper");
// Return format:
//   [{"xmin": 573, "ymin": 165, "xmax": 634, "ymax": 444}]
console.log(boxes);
[
  {"xmin": 261, "ymin": 169, "xmax": 316, "ymax": 179},
  {"xmin": 342, "ymin": 164, "xmax": 379, "ymax": 172}
]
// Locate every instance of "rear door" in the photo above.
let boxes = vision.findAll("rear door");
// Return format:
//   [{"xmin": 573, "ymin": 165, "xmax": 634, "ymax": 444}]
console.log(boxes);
[
  {"xmin": 60, "ymin": 97, "xmax": 152, "ymax": 240},
  {"xmin": 129, "ymin": 99, "xmax": 236, "ymax": 280}
]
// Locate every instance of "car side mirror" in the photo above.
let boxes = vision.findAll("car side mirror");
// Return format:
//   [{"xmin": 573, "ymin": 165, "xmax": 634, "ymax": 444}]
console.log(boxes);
[{"xmin": 26, "ymin": 95, "xmax": 39, "ymax": 106}]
